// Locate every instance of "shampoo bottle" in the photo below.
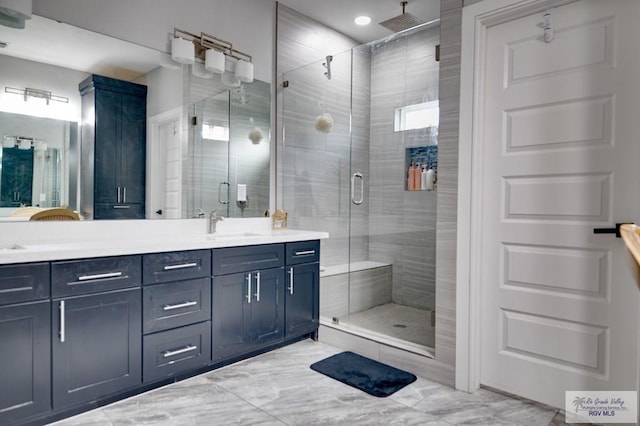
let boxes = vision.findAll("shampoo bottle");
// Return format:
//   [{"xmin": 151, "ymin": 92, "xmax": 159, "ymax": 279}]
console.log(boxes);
[
  {"xmin": 421, "ymin": 166, "xmax": 428, "ymax": 190},
  {"xmin": 407, "ymin": 164, "xmax": 416, "ymax": 190},
  {"xmin": 413, "ymin": 163, "xmax": 422, "ymax": 190}
]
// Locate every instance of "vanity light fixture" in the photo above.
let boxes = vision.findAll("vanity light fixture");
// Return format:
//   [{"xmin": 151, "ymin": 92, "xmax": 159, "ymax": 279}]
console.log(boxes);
[
  {"xmin": 0, "ymin": 0, "xmax": 31, "ymax": 29},
  {"xmin": 5, "ymin": 86, "xmax": 69, "ymax": 104},
  {"xmin": 171, "ymin": 27, "xmax": 254, "ymax": 83}
]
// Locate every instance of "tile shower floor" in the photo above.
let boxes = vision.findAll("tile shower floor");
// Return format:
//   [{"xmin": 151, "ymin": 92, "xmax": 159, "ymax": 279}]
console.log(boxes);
[
  {"xmin": 51, "ymin": 339, "xmax": 573, "ymax": 426},
  {"xmin": 345, "ymin": 302, "xmax": 435, "ymax": 349}
]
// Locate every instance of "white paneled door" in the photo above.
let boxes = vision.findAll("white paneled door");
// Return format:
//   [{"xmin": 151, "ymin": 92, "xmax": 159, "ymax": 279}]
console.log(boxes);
[{"xmin": 478, "ymin": 0, "xmax": 640, "ymax": 408}]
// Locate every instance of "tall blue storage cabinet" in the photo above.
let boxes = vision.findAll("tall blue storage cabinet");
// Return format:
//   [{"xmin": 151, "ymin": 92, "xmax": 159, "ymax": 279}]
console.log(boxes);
[{"xmin": 79, "ymin": 75, "xmax": 147, "ymax": 219}]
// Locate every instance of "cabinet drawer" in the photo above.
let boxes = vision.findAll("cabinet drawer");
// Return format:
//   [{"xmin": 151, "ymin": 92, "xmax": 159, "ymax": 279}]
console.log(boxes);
[
  {"xmin": 94, "ymin": 203, "xmax": 145, "ymax": 220},
  {"xmin": 143, "ymin": 277, "xmax": 211, "ymax": 334},
  {"xmin": 286, "ymin": 241, "xmax": 320, "ymax": 266},
  {"xmin": 143, "ymin": 321, "xmax": 211, "ymax": 383},
  {"xmin": 212, "ymin": 244, "xmax": 284, "ymax": 275},
  {"xmin": 143, "ymin": 250, "xmax": 211, "ymax": 285},
  {"xmin": 51, "ymin": 256, "xmax": 141, "ymax": 297},
  {"xmin": 0, "ymin": 263, "xmax": 49, "ymax": 305}
]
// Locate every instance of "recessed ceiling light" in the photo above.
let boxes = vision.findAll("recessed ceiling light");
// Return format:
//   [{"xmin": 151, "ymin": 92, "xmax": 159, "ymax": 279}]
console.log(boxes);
[{"xmin": 354, "ymin": 16, "xmax": 372, "ymax": 26}]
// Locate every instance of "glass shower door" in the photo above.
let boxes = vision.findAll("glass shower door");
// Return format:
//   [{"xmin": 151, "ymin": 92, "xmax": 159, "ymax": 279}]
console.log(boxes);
[
  {"xmin": 189, "ymin": 91, "xmax": 231, "ymax": 218},
  {"xmin": 281, "ymin": 49, "xmax": 353, "ymax": 328}
]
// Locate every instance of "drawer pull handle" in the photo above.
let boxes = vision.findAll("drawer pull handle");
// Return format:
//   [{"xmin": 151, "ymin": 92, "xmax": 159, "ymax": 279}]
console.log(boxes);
[
  {"xmin": 163, "ymin": 345, "xmax": 198, "ymax": 358},
  {"xmin": 113, "ymin": 205, "xmax": 130, "ymax": 209},
  {"xmin": 163, "ymin": 262, "xmax": 199, "ymax": 271},
  {"xmin": 78, "ymin": 271, "xmax": 123, "ymax": 281},
  {"xmin": 163, "ymin": 301, "xmax": 198, "ymax": 311},
  {"xmin": 295, "ymin": 250, "xmax": 315, "ymax": 256}
]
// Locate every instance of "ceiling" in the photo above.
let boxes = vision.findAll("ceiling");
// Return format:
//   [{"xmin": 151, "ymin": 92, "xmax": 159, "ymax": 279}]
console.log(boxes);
[{"xmin": 278, "ymin": 0, "xmax": 440, "ymax": 43}]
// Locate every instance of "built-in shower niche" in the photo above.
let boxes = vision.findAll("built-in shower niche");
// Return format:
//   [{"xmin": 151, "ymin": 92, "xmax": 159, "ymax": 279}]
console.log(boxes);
[{"xmin": 405, "ymin": 145, "xmax": 438, "ymax": 191}]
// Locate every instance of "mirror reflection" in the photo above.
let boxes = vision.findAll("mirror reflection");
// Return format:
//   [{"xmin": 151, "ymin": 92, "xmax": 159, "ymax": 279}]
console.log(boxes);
[
  {"xmin": 0, "ymin": 112, "xmax": 75, "ymax": 214},
  {"xmin": 0, "ymin": 15, "xmax": 271, "ymax": 221}
]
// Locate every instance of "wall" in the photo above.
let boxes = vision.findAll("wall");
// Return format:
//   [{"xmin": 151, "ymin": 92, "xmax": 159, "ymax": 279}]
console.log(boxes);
[
  {"xmin": 32, "ymin": 0, "xmax": 275, "ymax": 83},
  {"xmin": 0, "ymin": 55, "xmax": 85, "ymax": 122},
  {"xmin": 368, "ymin": 27, "xmax": 440, "ymax": 311}
]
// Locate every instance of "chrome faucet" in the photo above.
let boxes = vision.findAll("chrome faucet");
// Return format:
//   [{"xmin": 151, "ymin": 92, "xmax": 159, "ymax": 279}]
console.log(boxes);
[{"xmin": 209, "ymin": 209, "xmax": 224, "ymax": 234}]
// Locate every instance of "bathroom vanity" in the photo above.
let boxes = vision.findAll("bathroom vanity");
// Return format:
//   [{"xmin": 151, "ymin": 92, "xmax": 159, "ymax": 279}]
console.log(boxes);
[{"xmin": 0, "ymin": 220, "xmax": 325, "ymax": 425}]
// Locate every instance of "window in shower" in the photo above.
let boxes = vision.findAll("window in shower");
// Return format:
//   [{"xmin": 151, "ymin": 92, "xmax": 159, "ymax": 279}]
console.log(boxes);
[{"xmin": 394, "ymin": 100, "xmax": 440, "ymax": 132}]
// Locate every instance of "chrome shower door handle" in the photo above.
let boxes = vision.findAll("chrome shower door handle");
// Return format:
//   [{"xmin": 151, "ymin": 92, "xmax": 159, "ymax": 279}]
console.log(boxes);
[
  {"xmin": 351, "ymin": 172, "xmax": 364, "ymax": 205},
  {"xmin": 218, "ymin": 181, "xmax": 230, "ymax": 205}
]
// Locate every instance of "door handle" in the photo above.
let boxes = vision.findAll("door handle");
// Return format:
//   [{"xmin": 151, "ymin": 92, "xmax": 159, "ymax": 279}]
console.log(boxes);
[
  {"xmin": 218, "ymin": 181, "xmax": 230, "ymax": 205},
  {"xmin": 246, "ymin": 273, "xmax": 252, "ymax": 304},
  {"xmin": 254, "ymin": 272, "xmax": 261, "ymax": 302},
  {"xmin": 288, "ymin": 267, "xmax": 294, "ymax": 295},
  {"xmin": 59, "ymin": 300, "xmax": 66, "ymax": 343},
  {"xmin": 351, "ymin": 172, "xmax": 364, "ymax": 205},
  {"xmin": 593, "ymin": 223, "xmax": 633, "ymax": 238}
]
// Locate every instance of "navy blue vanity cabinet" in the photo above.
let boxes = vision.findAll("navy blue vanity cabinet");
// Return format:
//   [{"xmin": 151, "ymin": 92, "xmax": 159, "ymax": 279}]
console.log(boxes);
[
  {"xmin": 0, "ymin": 147, "xmax": 34, "ymax": 207},
  {"xmin": 0, "ymin": 263, "xmax": 51, "ymax": 425},
  {"xmin": 212, "ymin": 244, "xmax": 285, "ymax": 361},
  {"xmin": 79, "ymin": 74, "xmax": 147, "ymax": 219},
  {"xmin": 285, "ymin": 241, "xmax": 320, "ymax": 338},
  {"xmin": 142, "ymin": 250, "xmax": 212, "ymax": 383},
  {"xmin": 51, "ymin": 256, "xmax": 142, "ymax": 409}
]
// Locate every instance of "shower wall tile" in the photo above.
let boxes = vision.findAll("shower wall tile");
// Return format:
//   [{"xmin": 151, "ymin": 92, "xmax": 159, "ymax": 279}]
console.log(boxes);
[
  {"xmin": 369, "ymin": 27, "xmax": 440, "ymax": 312},
  {"xmin": 434, "ymin": 0, "xmax": 464, "ymax": 370}
]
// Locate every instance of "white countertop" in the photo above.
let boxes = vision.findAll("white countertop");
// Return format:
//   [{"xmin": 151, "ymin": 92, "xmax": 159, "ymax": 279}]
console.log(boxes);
[{"xmin": 0, "ymin": 218, "xmax": 329, "ymax": 264}]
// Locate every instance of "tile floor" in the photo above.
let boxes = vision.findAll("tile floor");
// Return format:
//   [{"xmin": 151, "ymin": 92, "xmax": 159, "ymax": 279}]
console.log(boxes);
[
  {"xmin": 346, "ymin": 303, "xmax": 435, "ymax": 348},
  {"xmin": 52, "ymin": 339, "xmax": 572, "ymax": 426}
]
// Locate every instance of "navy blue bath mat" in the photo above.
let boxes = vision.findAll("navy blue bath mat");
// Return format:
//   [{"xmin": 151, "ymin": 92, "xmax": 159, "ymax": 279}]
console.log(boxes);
[{"xmin": 310, "ymin": 351, "xmax": 417, "ymax": 397}]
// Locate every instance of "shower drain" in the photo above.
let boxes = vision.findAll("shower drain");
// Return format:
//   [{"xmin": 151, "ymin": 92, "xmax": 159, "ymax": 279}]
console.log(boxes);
[{"xmin": 393, "ymin": 323, "xmax": 408, "ymax": 329}]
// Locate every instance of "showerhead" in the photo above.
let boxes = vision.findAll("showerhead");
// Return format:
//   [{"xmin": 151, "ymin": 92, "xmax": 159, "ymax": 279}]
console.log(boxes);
[{"xmin": 379, "ymin": 1, "xmax": 425, "ymax": 33}]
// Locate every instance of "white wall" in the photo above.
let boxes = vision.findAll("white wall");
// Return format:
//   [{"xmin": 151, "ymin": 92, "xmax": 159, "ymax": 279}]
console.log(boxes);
[{"xmin": 32, "ymin": 0, "xmax": 275, "ymax": 82}]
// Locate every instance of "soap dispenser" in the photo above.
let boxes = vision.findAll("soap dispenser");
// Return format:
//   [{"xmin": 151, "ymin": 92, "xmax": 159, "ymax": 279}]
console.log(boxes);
[
  {"xmin": 426, "ymin": 168, "xmax": 435, "ymax": 191},
  {"xmin": 421, "ymin": 165, "xmax": 428, "ymax": 190}
]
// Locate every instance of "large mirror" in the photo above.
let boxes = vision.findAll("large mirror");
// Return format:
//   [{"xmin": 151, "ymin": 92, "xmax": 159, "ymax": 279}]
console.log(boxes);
[{"xmin": 0, "ymin": 15, "xmax": 271, "ymax": 221}]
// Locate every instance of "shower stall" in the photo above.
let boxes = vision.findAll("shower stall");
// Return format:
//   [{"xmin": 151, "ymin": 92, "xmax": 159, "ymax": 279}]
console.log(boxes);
[{"xmin": 280, "ymin": 23, "xmax": 439, "ymax": 354}]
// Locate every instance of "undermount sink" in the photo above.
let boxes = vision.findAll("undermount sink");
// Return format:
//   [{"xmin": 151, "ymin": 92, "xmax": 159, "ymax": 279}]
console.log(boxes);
[
  {"xmin": 0, "ymin": 244, "xmax": 25, "ymax": 251},
  {"xmin": 207, "ymin": 232, "xmax": 262, "ymax": 240}
]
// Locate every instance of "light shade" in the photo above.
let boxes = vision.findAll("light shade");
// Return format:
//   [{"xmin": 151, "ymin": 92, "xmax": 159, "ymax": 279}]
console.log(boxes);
[
  {"xmin": 191, "ymin": 62, "xmax": 214, "ymax": 79},
  {"xmin": 171, "ymin": 37, "xmax": 195, "ymax": 64},
  {"xmin": 0, "ymin": 0, "xmax": 31, "ymax": 19},
  {"xmin": 0, "ymin": 11, "xmax": 24, "ymax": 28},
  {"xmin": 205, "ymin": 49, "xmax": 225, "ymax": 74},
  {"xmin": 221, "ymin": 71, "xmax": 240, "ymax": 87},
  {"xmin": 235, "ymin": 60, "xmax": 254, "ymax": 83}
]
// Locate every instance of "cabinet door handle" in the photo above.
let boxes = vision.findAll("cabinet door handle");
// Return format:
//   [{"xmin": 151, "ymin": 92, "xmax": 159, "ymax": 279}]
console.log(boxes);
[
  {"xmin": 113, "ymin": 205, "xmax": 131, "ymax": 209},
  {"xmin": 123, "ymin": 187, "xmax": 127, "ymax": 203},
  {"xmin": 117, "ymin": 186, "xmax": 121, "ymax": 203},
  {"xmin": 78, "ymin": 271, "xmax": 123, "ymax": 281},
  {"xmin": 163, "ymin": 301, "xmax": 198, "ymax": 311},
  {"xmin": 59, "ymin": 300, "xmax": 66, "ymax": 343},
  {"xmin": 295, "ymin": 250, "xmax": 315, "ymax": 256},
  {"xmin": 246, "ymin": 273, "xmax": 252, "ymax": 304},
  {"xmin": 288, "ymin": 267, "xmax": 294, "ymax": 295},
  {"xmin": 163, "ymin": 345, "xmax": 197, "ymax": 358},
  {"xmin": 163, "ymin": 262, "xmax": 198, "ymax": 271},
  {"xmin": 254, "ymin": 272, "xmax": 261, "ymax": 302}
]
